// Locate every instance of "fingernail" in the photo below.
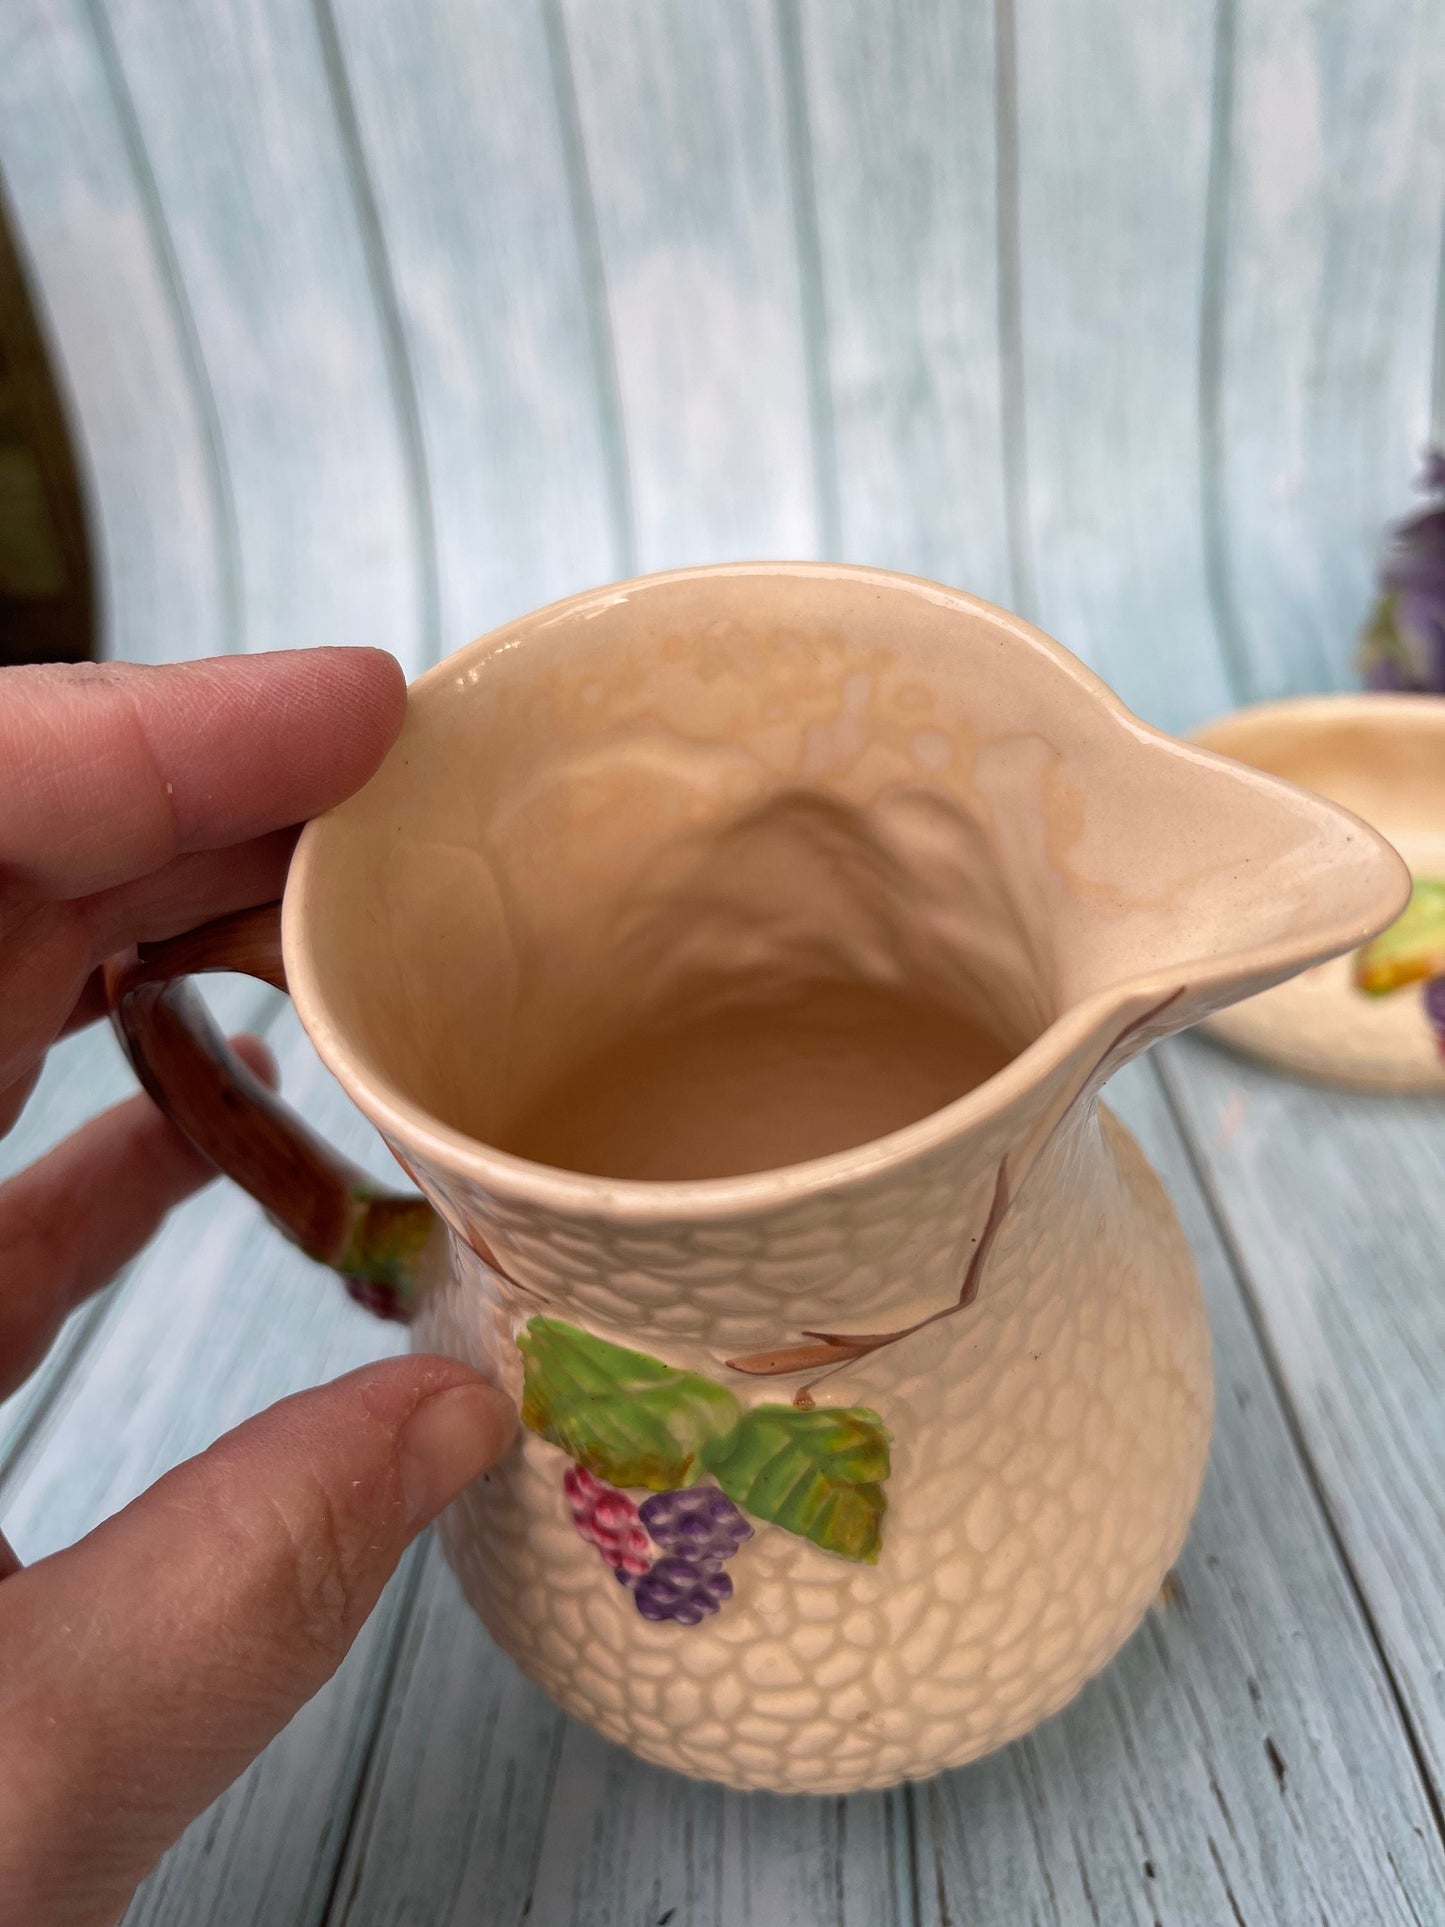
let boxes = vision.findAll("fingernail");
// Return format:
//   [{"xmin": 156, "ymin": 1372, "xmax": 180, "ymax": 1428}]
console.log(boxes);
[{"xmin": 398, "ymin": 1382, "xmax": 516, "ymax": 1528}]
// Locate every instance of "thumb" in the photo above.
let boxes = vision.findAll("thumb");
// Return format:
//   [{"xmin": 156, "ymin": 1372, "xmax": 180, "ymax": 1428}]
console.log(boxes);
[{"xmin": 0, "ymin": 1354, "xmax": 514, "ymax": 1927}]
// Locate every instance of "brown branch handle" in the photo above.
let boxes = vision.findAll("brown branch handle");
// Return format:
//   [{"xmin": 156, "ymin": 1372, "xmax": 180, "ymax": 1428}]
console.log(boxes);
[{"xmin": 104, "ymin": 902, "xmax": 438, "ymax": 1322}]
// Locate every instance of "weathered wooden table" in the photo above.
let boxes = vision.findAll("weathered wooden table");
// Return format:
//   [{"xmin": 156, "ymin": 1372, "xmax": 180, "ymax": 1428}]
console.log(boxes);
[{"xmin": 3, "ymin": 996, "xmax": 1442, "ymax": 1926}]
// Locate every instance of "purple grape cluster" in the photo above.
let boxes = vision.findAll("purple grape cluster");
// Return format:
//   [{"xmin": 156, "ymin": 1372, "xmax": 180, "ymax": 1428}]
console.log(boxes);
[
  {"xmin": 640, "ymin": 1486, "xmax": 754, "ymax": 1562},
  {"xmin": 628, "ymin": 1486, "xmax": 753, "ymax": 1624},
  {"xmin": 1425, "ymin": 976, "xmax": 1445, "ymax": 1059},
  {"xmin": 633, "ymin": 1554, "xmax": 733, "ymax": 1624},
  {"xmin": 1359, "ymin": 450, "xmax": 1445, "ymax": 693}
]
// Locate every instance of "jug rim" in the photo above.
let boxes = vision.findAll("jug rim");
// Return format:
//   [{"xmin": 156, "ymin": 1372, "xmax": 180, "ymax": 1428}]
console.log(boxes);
[{"xmin": 284, "ymin": 561, "xmax": 1410, "ymax": 1221}]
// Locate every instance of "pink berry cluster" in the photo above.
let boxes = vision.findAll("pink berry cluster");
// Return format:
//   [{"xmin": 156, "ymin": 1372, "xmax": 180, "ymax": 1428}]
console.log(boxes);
[{"xmin": 562, "ymin": 1463, "xmax": 652, "ymax": 1580}]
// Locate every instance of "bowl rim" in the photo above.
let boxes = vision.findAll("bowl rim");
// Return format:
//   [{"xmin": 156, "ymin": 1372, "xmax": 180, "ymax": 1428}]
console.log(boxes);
[{"xmin": 1193, "ymin": 689, "xmax": 1445, "ymax": 759}]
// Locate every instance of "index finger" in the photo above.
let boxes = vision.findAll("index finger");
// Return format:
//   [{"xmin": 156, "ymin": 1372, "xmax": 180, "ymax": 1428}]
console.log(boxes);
[{"xmin": 0, "ymin": 649, "xmax": 406, "ymax": 899}]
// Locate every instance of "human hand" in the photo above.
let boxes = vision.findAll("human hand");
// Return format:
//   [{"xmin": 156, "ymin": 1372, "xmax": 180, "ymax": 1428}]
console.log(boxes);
[{"xmin": 0, "ymin": 653, "xmax": 515, "ymax": 1926}]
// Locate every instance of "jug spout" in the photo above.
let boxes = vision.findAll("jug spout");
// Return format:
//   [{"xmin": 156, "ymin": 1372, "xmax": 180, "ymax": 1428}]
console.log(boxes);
[
  {"xmin": 936, "ymin": 695, "xmax": 1410, "ymax": 1205},
  {"xmin": 1026, "ymin": 709, "xmax": 1412, "ymax": 1044},
  {"xmin": 832, "ymin": 662, "xmax": 1415, "ymax": 1202}
]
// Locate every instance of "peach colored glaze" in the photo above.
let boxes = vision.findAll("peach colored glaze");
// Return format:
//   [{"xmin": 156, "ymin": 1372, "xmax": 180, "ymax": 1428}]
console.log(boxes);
[
  {"xmin": 505, "ymin": 980, "xmax": 1013, "ymax": 1182},
  {"xmin": 493, "ymin": 775, "xmax": 1018, "ymax": 1181},
  {"xmin": 284, "ymin": 565, "xmax": 1406, "ymax": 1792}
]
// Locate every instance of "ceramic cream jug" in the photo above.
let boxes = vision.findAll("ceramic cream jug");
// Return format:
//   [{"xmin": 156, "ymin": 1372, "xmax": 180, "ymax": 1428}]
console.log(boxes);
[{"xmin": 108, "ymin": 564, "xmax": 1407, "ymax": 1794}]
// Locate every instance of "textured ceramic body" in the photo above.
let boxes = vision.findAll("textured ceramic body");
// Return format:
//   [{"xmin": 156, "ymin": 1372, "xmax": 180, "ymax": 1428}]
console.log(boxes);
[
  {"xmin": 413, "ymin": 1102, "xmax": 1207, "ymax": 1791},
  {"xmin": 283, "ymin": 565, "xmax": 1407, "ymax": 1793},
  {"xmin": 1194, "ymin": 697, "xmax": 1445, "ymax": 1092}
]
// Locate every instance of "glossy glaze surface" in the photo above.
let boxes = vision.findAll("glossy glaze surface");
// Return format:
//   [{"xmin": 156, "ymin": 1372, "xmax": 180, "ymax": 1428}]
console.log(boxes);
[{"xmin": 280, "ymin": 566, "xmax": 1403, "ymax": 1791}]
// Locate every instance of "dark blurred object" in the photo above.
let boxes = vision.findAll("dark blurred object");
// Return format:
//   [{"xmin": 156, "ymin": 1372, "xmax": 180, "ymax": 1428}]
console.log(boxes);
[
  {"xmin": 1358, "ymin": 450, "xmax": 1445, "ymax": 694},
  {"xmin": 0, "ymin": 187, "xmax": 93, "ymax": 666}
]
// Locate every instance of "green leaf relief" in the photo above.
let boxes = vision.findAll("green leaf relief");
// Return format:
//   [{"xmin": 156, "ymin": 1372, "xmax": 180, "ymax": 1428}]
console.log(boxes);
[
  {"xmin": 518, "ymin": 1317, "xmax": 742, "ymax": 1492},
  {"xmin": 336, "ymin": 1191, "xmax": 439, "ymax": 1321},
  {"xmin": 700, "ymin": 1403, "xmax": 891, "ymax": 1564},
  {"xmin": 1355, "ymin": 878, "xmax": 1445, "ymax": 994}
]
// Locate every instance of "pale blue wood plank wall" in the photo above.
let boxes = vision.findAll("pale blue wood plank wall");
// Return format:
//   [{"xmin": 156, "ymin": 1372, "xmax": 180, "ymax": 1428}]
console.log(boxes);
[
  {"xmin": 327, "ymin": 0, "xmax": 625, "ymax": 645},
  {"xmin": 0, "ymin": 0, "xmax": 230, "ymax": 663},
  {"xmin": 1213, "ymin": 0, "xmax": 1445, "ymax": 700},
  {"xmin": 1011, "ymin": 0, "xmax": 1237, "ymax": 728},
  {"xmin": 4, "ymin": 0, "xmax": 1444, "ymax": 709},
  {"xmin": 88, "ymin": 0, "xmax": 432, "ymax": 671},
  {"xmin": 561, "ymin": 0, "xmax": 821, "ymax": 569},
  {"xmin": 798, "ymin": 0, "xmax": 1015, "ymax": 609}
]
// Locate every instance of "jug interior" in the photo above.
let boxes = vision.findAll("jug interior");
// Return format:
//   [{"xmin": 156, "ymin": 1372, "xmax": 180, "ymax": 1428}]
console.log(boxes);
[
  {"xmin": 304, "ymin": 583, "xmax": 1079, "ymax": 1181},
  {"xmin": 375, "ymin": 769, "xmax": 1033, "ymax": 1182},
  {"xmin": 493, "ymin": 779, "xmax": 1023, "ymax": 1180},
  {"xmin": 503, "ymin": 979, "xmax": 1009, "ymax": 1182}
]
